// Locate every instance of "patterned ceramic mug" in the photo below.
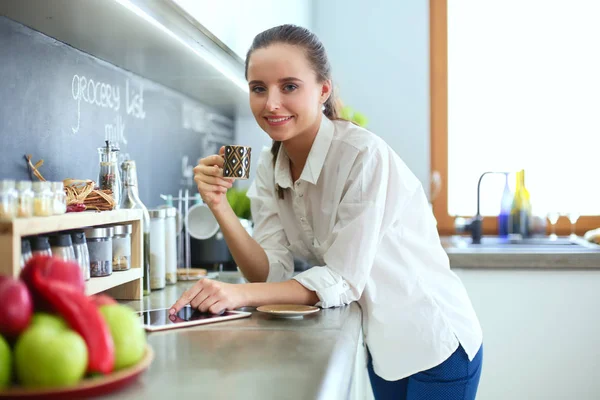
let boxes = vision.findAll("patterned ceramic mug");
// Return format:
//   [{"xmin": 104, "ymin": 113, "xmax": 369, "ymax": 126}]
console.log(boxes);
[{"xmin": 223, "ymin": 145, "xmax": 252, "ymax": 180}]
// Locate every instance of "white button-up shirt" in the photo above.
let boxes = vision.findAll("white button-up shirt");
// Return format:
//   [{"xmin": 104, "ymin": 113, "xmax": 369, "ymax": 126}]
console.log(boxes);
[{"xmin": 247, "ymin": 116, "xmax": 482, "ymax": 380}]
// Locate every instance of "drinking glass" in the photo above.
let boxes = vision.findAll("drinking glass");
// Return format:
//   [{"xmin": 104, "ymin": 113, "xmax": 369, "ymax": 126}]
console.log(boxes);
[
  {"xmin": 546, "ymin": 212, "xmax": 560, "ymax": 240},
  {"xmin": 568, "ymin": 212, "xmax": 580, "ymax": 239}
]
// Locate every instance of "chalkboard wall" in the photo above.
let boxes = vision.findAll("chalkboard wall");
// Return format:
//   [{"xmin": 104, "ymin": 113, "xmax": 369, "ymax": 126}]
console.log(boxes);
[{"xmin": 0, "ymin": 16, "xmax": 234, "ymax": 208}]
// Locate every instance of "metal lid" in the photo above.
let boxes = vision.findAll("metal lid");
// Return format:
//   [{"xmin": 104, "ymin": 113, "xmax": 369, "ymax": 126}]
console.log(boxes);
[
  {"xmin": 30, "ymin": 236, "xmax": 50, "ymax": 251},
  {"xmin": 32, "ymin": 181, "xmax": 51, "ymax": 192},
  {"xmin": 49, "ymin": 234, "xmax": 73, "ymax": 248},
  {"xmin": 113, "ymin": 224, "xmax": 132, "ymax": 235},
  {"xmin": 70, "ymin": 231, "xmax": 86, "ymax": 245},
  {"xmin": 149, "ymin": 209, "xmax": 166, "ymax": 219},
  {"xmin": 164, "ymin": 207, "xmax": 177, "ymax": 218},
  {"xmin": 16, "ymin": 180, "xmax": 32, "ymax": 190},
  {"xmin": 84, "ymin": 227, "xmax": 113, "ymax": 239},
  {"xmin": 21, "ymin": 238, "xmax": 31, "ymax": 254}
]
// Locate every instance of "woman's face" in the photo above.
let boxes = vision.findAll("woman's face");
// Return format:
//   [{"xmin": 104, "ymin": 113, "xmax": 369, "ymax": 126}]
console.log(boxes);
[{"xmin": 247, "ymin": 44, "xmax": 331, "ymax": 143}]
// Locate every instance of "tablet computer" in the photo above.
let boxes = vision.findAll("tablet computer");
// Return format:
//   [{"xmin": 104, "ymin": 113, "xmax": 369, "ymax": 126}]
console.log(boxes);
[{"xmin": 138, "ymin": 306, "xmax": 252, "ymax": 332}]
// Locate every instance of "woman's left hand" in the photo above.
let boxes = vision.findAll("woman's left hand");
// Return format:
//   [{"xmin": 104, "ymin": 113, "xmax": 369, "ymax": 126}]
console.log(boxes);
[{"xmin": 169, "ymin": 279, "xmax": 248, "ymax": 315}]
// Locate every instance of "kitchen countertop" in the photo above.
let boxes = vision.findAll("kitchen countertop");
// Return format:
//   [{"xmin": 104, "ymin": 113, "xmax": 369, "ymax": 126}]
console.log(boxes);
[
  {"xmin": 102, "ymin": 273, "xmax": 363, "ymax": 400},
  {"xmin": 442, "ymin": 236, "xmax": 600, "ymax": 269}
]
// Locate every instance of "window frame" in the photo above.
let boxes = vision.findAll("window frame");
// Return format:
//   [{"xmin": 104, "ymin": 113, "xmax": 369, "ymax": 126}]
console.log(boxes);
[{"xmin": 429, "ymin": 0, "xmax": 599, "ymax": 236}]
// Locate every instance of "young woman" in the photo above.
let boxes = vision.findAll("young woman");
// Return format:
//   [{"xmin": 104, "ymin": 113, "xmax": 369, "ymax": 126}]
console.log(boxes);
[{"xmin": 170, "ymin": 25, "xmax": 483, "ymax": 399}]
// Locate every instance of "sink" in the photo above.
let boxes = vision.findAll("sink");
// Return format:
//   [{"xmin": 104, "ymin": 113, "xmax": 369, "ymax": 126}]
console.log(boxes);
[{"xmin": 449, "ymin": 235, "xmax": 600, "ymax": 252}]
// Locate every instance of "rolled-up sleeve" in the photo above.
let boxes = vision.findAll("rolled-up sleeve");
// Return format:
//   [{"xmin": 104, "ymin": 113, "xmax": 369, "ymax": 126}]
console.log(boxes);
[
  {"xmin": 246, "ymin": 149, "xmax": 294, "ymax": 282},
  {"xmin": 293, "ymin": 148, "xmax": 409, "ymax": 308}
]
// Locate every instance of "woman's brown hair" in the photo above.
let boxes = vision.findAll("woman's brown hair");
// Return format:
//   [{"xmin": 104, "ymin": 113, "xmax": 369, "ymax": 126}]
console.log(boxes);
[{"xmin": 245, "ymin": 24, "xmax": 342, "ymax": 199}]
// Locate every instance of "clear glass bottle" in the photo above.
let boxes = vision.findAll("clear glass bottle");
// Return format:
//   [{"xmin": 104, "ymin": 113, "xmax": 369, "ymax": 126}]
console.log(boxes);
[
  {"xmin": 85, "ymin": 226, "xmax": 113, "ymax": 277},
  {"xmin": 149, "ymin": 209, "xmax": 166, "ymax": 290},
  {"xmin": 71, "ymin": 231, "xmax": 91, "ymax": 281},
  {"xmin": 32, "ymin": 181, "xmax": 53, "ymax": 217},
  {"xmin": 498, "ymin": 173, "xmax": 512, "ymax": 238},
  {"xmin": 49, "ymin": 234, "xmax": 76, "ymax": 261},
  {"xmin": 20, "ymin": 238, "xmax": 33, "ymax": 269},
  {"xmin": 112, "ymin": 224, "xmax": 132, "ymax": 271},
  {"xmin": 0, "ymin": 179, "xmax": 18, "ymax": 220},
  {"xmin": 98, "ymin": 141, "xmax": 121, "ymax": 210},
  {"xmin": 16, "ymin": 180, "xmax": 34, "ymax": 218},
  {"xmin": 51, "ymin": 181, "xmax": 67, "ymax": 215},
  {"xmin": 121, "ymin": 160, "xmax": 151, "ymax": 295},
  {"xmin": 30, "ymin": 236, "xmax": 52, "ymax": 257}
]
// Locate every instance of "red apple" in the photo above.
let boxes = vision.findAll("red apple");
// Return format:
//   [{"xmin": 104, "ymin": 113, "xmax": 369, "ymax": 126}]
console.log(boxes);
[{"xmin": 0, "ymin": 276, "xmax": 33, "ymax": 338}]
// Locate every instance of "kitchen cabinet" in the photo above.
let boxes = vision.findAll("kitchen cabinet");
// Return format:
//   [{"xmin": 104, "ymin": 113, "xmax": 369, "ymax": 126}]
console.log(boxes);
[
  {"xmin": 172, "ymin": 0, "xmax": 313, "ymax": 60},
  {"xmin": 0, "ymin": 0, "xmax": 248, "ymax": 117},
  {"xmin": 454, "ymin": 267, "xmax": 600, "ymax": 400}
]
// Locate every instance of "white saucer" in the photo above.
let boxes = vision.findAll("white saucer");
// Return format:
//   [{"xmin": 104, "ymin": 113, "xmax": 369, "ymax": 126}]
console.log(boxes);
[{"xmin": 256, "ymin": 304, "xmax": 320, "ymax": 319}]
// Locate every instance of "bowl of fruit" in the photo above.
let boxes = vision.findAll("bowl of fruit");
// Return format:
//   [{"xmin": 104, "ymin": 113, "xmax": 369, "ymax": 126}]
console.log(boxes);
[{"xmin": 0, "ymin": 256, "xmax": 152, "ymax": 399}]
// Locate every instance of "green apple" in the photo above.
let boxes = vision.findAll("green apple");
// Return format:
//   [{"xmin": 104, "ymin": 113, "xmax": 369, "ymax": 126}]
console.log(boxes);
[
  {"xmin": 15, "ymin": 324, "xmax": 88, "ymax": 388},
  {"xmin": 0, "ymin": 334, "xmax": 11, "ymax": 388},
  {"xmin": 30, "ymin": 313, "xmax": 68, "ymax": 331},
  {"xmin": 100, "ymin": 305, "xmax": 146, "ymax": 370}
]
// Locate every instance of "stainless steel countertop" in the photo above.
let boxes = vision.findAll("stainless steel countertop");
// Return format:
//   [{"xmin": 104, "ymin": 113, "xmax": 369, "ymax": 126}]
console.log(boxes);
[
  {"xmin": 102, "ymin": 273, "xmax": 362, "ymax": 400},
  {"xmin": 442, "ymin": 236, "xmax": 600, "ymax": 269}
]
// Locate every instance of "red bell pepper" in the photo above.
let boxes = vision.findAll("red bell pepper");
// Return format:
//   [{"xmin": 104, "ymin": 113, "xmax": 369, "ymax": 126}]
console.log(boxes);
[{"xmin": 22, "ymin": 256, "xmax": 115, "ymax": 374}]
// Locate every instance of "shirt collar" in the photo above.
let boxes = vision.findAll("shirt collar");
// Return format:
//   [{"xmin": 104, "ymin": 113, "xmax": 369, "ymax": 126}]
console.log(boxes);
[{"xmin": 274, "ymin": 116, "xmax": 335, "ymax": 189}]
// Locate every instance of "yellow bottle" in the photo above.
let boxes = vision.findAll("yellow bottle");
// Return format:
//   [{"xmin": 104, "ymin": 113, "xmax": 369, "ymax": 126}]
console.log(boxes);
[{"xmin": 510, "ymin": 169, "xmax": 532, "ymax": 237}]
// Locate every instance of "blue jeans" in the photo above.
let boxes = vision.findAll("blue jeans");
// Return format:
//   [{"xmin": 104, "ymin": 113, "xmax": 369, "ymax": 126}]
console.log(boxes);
[{"xmin": 367, "ymin": 344, "xmax": 483, "ymax": 400}]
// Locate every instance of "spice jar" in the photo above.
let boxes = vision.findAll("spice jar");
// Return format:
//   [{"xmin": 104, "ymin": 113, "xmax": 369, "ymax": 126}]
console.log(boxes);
[
  {"xmin": 98, "ymin": 141, "xmax": 121, "ymax": 210},
  {"xmin": 20, "ymin": 238, "xmax": 32, "ymax": 269},
  {"xmin": 0, "ymin": 180, "xmax": 18, "ymax": 220},
  {"xmin": 164, "ymin": 207, "xmax": 178, "ymax": 285},
  {"xmin": 85, "ymin": 226, "xmax": 113, "ymax": 277},
  {"xmin": 16, "ymin": 181, "xmax": 34, "ymax": 218},
  {"xmin": 149, "ymin": 209, "xmax": 166, "ymax": 290},
  {"xmin": 112, "ymin": 224, "xmax": 132, "ymax": 271},
  {"xmin": 51, "ymin": 182, "xmax": 67, "ymax": 215},
  {"xmin": 30, "ymin": 236, "xmax": 52, "ymax": 257},
  {"xmin": 49, "ymin": 234, "xmax": 76, "ymax": 261},
  {"xmin": 32, "ymin": 181, "xmax": 53, "ymax": 217},
  {"xmin": 71, "ymin": 231, "xmax": 91, "ymax": 281}
]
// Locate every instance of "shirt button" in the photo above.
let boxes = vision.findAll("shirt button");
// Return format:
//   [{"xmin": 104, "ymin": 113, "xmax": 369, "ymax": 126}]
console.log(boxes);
[{"xmin": 299, "ymin": 193, "xmax": 304, "ymax": 197}]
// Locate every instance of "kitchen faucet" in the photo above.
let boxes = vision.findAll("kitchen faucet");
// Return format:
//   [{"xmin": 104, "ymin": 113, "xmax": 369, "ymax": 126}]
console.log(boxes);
[{"xmin": 469, "ymin": 171, "xmax": 510, "ymax": 244}]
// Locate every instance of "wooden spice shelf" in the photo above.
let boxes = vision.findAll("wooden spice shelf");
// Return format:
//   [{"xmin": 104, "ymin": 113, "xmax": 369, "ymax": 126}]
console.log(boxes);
[
  {"xmin": 85, "ymin": 268, "xmax": 143, "ymax": 297},
  {"xmin": 0, "ymin": 209, "xmax": 144, "ymax": 300}
]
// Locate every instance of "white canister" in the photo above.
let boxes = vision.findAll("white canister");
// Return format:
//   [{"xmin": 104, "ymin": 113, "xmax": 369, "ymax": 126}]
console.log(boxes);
[
  {"xmin": 164, "ymin": 207, "xmax": 178, "ymax": 285},
  {"xmin": 149, "ymin": 209, "xmax": 166, "ymax": 290}
]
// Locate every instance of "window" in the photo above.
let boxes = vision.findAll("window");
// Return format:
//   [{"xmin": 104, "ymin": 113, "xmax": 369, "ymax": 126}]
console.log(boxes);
[{"xmin": 430, "ymin": 0, "xmax": 600, "ymax": 235}]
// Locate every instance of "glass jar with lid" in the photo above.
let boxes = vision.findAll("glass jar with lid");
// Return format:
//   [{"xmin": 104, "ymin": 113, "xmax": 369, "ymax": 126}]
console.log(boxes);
[
  {"xmin": 49, "ymin": 233, "xmax": 76, "ymax": 261},
  {"xmin": 112, "ymin": 224, "xmax": 132, "ymax": 271},
  {"xmin": 98, "ymin": 141, "xmax": 121, "ymax": 209},
  {"xmin": 51, "ymin": 182, "xmax": 67, "ymax": 215},
  {"xmin": 16, "ymin": 181, "xmax": 34, "ymax": 218},
  {"xmin": 71, "ymin": 231, "xmax": 91, "ymax": 281},
  {"xmin": 85, "ymin": 226, "xmax": 113, "ymax": 277},
  {"xmin": 0, "ymin": 180, "xmax": 18, "ymax": 220},
  {"xmin": 30, "ymin": 236, "xmax": 52, "ymax": 257},
  {"xmin": 32, "ymin": 181, "xmax": 53, "ymax": 217},
  {"xmin": 149, "ymin": 209, "xmax": 166, "ymax": 290},
  {"xmin": 20, "ymin": 238, "xmax": 33, "ymax": 269}
]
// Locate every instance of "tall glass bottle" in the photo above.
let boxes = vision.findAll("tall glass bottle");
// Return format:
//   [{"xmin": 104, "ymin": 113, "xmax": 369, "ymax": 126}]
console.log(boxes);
[
  {"xmin": 498, "ymin": 173, "xmax": 512, "ymax": 237},
  {"xmin": 121, "ymin": 160, "xmax": 151, "ymax": 296},
  {"xmin": 510, "ymin": 169, "xmax": 532, "ymax": 237}
]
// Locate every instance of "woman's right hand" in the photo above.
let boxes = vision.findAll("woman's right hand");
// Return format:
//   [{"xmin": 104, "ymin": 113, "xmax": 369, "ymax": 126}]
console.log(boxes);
[{"xmin": 193, "ymin": 147, "xmax": 234, "ymax": 211}]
